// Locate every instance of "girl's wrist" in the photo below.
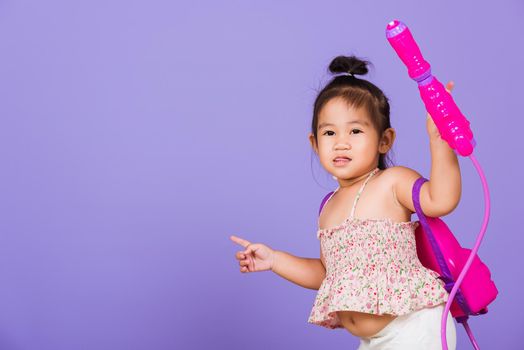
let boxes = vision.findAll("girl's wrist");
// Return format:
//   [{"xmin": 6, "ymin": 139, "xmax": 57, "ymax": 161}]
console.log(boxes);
[
  {"xmin": 270, "ymin": 249, "xmax": 279, "ymax": 272},
  {"xmin": 430, "ymin": 135, "xmax": 451, "ymax": 149},
  {"xmin": 430, "ymin": 135, "xmax": 459, "ymax": 163}
]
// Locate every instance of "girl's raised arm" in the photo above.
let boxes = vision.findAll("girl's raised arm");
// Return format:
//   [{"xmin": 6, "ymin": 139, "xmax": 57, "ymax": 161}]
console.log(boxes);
[{"xmin": 391, "ymin": 81, "xmax": 462, "ymax": 218}]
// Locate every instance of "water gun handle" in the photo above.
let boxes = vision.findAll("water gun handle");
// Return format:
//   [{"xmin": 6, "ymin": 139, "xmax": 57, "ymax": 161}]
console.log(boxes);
[{"xmin": 385, "ymin": 20, "xmax": 476, "ymax": 156}]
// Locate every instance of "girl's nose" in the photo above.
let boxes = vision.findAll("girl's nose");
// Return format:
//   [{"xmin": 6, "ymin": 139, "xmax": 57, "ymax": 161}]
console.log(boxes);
[{"xmin": 334, "ymin": 139, "xmax": 351, "ymax": 149}]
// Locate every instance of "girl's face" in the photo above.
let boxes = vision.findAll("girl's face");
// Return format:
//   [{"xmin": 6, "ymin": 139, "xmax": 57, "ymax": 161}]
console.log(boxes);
[{"xmin": 309, "ymin": 97, "xmax": 393, "ymax": 185}]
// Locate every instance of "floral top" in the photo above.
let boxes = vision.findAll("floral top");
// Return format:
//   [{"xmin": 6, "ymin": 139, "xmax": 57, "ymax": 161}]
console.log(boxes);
[{"xmin": 308, "ymin": 168, "xmax": 449, "ymax": 329}]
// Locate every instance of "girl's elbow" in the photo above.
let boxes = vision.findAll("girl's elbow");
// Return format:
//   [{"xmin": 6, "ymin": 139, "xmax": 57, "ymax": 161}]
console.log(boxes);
[
  {"xmin": 448, "ymin": 187, "xmax": 461, "ymax": 213},
  {"xmin": 429, "ymin": 196, "xmax": 460, "ymax": 217}
]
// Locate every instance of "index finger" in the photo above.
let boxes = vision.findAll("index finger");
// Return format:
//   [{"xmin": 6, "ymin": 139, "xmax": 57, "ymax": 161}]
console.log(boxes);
[{"xmin": 230, "ymin": 235, "xmax": 251, "ymax": 248}]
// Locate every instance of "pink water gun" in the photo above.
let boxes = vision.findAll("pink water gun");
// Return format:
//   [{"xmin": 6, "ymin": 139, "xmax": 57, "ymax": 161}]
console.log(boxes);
[
  {"xmin": 386, "ymin": 20, "xmax": 495, "ymax": 350},
  {"xmin": 386, "ymin": 20, "xmax": 475, "ymax": 156}
]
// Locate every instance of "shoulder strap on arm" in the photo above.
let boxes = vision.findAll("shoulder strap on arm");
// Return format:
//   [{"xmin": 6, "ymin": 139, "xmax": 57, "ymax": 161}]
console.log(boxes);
[
  {"xmin": 318, "ymin": 191, "xmax": 334, "ymax": 216},
  {"xmin": 412, "ymin": 177, "xmax": 428, "ymax": 215},
  {"xmin": 412, "ymin": 177, "xmax": 458, "ymax": 292}
]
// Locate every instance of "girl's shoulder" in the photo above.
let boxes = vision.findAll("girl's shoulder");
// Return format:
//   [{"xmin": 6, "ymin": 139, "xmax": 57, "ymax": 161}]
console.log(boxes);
[
  {"xmin": 380, "ymin": 165, "xmax": 426, "ymax": 213},
  {"xmin": 379, "ymin": 165, "xmax": 423, "ymax": 193},
  {"xmin": 380, "ymin": 165, "xmax": 422, "ymax": 183}
]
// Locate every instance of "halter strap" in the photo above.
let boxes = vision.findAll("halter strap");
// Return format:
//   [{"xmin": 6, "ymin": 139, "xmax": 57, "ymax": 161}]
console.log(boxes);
[
  {"xmin": 350, "ymin": 167, "xmax": 379, "ymax": 218},
  {"xmin": 318, "ymin": 168, "xmax": 380, "ymax": 223}
]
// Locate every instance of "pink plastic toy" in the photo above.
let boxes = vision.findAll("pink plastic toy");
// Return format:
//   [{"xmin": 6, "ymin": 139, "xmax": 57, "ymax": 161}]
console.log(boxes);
[
  {"xmin": 414, "ymin": 213, "xmax": 498, "ymax": 318},
  {"xmin": 412, "ymin": 177, "xmax": 498, "ymax": 350},
  {"xmin": 385, "ymin": 20, "xmax": 498, "ymax": 350},
  {"xmin": 386, "ymin": 20, "xmax": 475, "ymax": 157}
]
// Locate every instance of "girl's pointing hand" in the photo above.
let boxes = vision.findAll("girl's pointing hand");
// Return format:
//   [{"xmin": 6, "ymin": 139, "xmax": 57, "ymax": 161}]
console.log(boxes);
[{"xmin": 230, "ymin": 235, "xmax": 276, "ymax": 273}]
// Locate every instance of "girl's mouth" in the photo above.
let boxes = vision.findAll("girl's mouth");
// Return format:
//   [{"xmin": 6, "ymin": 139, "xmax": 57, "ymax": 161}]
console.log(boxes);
[{"xmin": 333, "ymin": 157, "xmax": 351, "ymax": 166}]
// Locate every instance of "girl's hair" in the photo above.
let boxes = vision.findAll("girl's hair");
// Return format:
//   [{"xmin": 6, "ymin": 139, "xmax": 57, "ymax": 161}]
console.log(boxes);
[{"xmin": 311, "ymin": 55, "xmax": 394, "ymax": 170}]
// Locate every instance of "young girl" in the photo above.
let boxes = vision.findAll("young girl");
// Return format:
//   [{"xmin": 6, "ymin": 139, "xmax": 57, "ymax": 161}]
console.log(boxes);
[{"xmin": 230, "ymin": 55, "xmax": 460, "ymax": 350}]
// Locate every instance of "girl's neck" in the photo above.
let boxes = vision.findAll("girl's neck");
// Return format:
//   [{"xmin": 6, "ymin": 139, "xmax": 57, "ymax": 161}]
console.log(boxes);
[{"xmin": 338, "ymin": 167, "xmax": 379, "ymax": 190}]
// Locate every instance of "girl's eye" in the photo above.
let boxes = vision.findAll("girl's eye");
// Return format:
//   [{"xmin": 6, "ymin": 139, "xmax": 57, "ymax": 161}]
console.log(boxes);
[{"xmin": 322, "ymin": 129, "xmax": 362, "ymax": 136}]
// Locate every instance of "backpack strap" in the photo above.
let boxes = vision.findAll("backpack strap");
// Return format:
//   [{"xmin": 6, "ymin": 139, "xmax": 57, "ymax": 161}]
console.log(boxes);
[
  {"xmin": 412, "ymin": 177, "xmax": 472, "ymax": 316},
  {"xmin": 318, "ymin": 191, "xmax": 335, "ymax": 216},
  {"xmin": 412, "ymin": 177, "xmax": 454, "ymax": 284}
]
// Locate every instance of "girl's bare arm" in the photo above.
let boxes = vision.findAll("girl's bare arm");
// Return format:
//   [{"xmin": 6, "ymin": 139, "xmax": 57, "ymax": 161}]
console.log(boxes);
[
  {"xmin": 271, "ymin": 248, "xmax": 326, "ymax": 290},
  {"xmin": 389, "ymin": 138, "xmax": 461, "ymax": 218},
  {"xmin": 390, "ymin": 81, "xmax": 461, "ymax": 217}
]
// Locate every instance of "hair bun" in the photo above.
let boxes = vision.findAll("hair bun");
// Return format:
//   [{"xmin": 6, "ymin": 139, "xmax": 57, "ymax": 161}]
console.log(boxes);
[{"xmin": 329, "ymin": 55, "xmax": 369, "ymax": 76}]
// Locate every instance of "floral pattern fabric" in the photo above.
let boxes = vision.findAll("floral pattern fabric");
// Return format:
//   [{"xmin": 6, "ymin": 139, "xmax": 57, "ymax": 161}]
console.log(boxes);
[
  {"xmin": 308, "ymin": 169, "xmax": 449, "ymax": 329},
  {"xmin": 308, "ymin": 218, "xmax": 449, "ymax": 329}
]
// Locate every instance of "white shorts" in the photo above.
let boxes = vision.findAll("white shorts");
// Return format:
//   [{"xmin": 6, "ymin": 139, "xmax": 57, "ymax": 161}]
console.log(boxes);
[{"xmin": 357, "ymin": 303, "xmax": 457, "ymax": 350}]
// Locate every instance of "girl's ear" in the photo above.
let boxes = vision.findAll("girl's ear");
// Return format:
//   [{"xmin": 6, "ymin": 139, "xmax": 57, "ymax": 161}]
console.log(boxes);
[
  {"xmin": 379, "ymin": 128, "xmax": 396, "ymax": 153},
  {"xmin": 308, "ymin": 132, "xmax": 319, "ymax": 154}
]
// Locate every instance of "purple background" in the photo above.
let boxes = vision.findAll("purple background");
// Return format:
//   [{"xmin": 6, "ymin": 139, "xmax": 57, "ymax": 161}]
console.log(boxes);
[{"xmin": 0, "ymin": 1, "xmax": 522, "ymax": 349}]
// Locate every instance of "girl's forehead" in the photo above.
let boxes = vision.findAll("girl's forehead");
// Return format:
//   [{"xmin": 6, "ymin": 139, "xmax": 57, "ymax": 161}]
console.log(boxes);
[{"xmin": 319, "ymin": 99, "xmax": 371, "ymax": 126}]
